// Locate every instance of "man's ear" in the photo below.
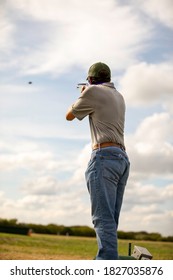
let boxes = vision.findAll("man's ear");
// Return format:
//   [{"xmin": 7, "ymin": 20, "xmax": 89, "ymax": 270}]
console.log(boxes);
[{"xmin": 87, "ymin": 77, "xmax": 92, "ymax": 84}]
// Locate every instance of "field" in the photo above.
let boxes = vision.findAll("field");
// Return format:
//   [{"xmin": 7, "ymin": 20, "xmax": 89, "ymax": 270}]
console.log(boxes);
[{"xmin": 0, "ymin": 233, "xmax": 173, "ymax": 260}]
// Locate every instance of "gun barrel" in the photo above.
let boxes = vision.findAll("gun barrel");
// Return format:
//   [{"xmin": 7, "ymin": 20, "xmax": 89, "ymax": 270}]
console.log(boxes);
[{"xmin": 77, "ymin": 83, "xmax": 87, "ymax": 88}]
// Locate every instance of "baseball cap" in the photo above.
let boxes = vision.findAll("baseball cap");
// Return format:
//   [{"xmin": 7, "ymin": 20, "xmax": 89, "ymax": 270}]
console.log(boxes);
[{"xmin": 87, "ymin": 62, "xmax": 111, "ymax": 80}]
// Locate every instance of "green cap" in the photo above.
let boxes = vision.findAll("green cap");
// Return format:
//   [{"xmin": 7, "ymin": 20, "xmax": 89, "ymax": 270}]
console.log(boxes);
[{"xmin": 87, "ymin": 62, "xmax": 111, "ymax": 80}]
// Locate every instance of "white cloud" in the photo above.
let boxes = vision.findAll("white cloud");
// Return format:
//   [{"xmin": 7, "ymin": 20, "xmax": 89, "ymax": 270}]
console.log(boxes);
[
  {"xmin": 70, "ymin": 144, "xmax": 91, "ymax": 186},
  {"xmin": 0, "ymin": 139, "xmax": 75, "ymax": 173},
  {"xmin": 0, "ymin": 118, "xmax": 90, "ymax": 141},
  {"xmin": 0, "ymin": 143, "xmax": 92, "ymax": 225},
  {"xmin": 120, "ymin": 206, "xmax": 173, "ymax": 236},
  {"xmin": 135, "ymin": 0, "xmax": 173, "ymax": 29},
  {"xmin": 22, "ymin": 176, "xmax": 64, "ymax": 195},
  {"xmin": 124, "ymin": 180, "xmax": 173, "ymax": 207},
  {"xmin": 0, "ymin": 185, "xmax": 91, "ymax": 227},
  {"xmin": 126, "ymin": 112, "xmax": 173, "ymax": 178},
  {"xmin": 2, "ymin": 0, "xmax": 152, "ymax": 75},
  {"xmin": 119, "ymin": 62, "xmax": 173, "ymax": 107},
  {"xmin": 120, "ymin": 178, "xmax": 173, "ymax": 236},
  {"xmin": 0, "ymin": 2, "xmax": 14, "ymax": 52}
]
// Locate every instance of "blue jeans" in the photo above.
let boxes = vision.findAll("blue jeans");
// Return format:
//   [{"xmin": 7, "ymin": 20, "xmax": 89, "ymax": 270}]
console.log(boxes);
[{"xmin": 85, "ymin": 147, "xmax": 130, "ymax": 260}]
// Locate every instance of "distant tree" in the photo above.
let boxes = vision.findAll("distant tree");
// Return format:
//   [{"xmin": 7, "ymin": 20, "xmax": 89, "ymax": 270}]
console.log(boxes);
[
  {"xmin": 0, "ymin": 218, "xmax": 173, "ymax": 241},
  {"xmin": 9, "ymin": 219, "xmax": 18, "ymax": 225}
]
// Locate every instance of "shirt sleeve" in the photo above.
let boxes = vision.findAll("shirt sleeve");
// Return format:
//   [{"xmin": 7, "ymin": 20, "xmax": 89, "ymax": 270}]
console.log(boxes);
[{"xmin": 71, "ymin": 87, "xmax": 95, "ymax": 120}]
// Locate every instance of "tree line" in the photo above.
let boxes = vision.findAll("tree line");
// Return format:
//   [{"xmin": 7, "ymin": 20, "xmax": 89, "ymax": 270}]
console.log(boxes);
[{"xmin": 0, "ymin": 218, "xmax": 172, "ymax": 242}]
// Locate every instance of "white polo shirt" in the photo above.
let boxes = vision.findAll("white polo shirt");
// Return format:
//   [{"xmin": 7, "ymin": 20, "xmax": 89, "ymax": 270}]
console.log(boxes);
[{"xmin": 71, "ymin": 82, "xmax": 126, "ymax": 149}]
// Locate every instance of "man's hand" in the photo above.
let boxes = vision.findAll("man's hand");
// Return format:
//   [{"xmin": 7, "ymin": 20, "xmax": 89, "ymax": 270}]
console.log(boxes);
[
  {"xmin": 81, "ymin": 85, "xmax": 86, "ymax": 94},
  {"xmin": 66, "ymin": 106, "xmax": 75, "ymax": 121},
  {"xmin": 77, "ymin": 83, "xmax": 87, "ymax": 95}
]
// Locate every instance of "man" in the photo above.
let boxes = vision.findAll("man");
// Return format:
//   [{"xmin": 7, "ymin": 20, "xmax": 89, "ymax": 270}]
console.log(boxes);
[{"xmin": 66, "ymin": 62, "xmax": 130, "ymax": 260}]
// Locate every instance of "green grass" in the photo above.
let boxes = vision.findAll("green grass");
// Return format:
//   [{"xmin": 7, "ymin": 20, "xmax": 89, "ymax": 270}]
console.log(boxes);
[{"xmin": 0, "ymin": 233, "xmax": 172, "ymax": 260}]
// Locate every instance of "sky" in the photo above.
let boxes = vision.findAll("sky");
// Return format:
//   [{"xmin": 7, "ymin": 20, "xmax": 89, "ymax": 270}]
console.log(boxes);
[{"xmin": 0, "ymin": 0, "xmax": 173, "ymax": 237}]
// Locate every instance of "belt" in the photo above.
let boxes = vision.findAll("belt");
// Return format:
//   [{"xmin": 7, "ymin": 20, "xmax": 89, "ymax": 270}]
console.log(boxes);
[{"xmin": 93, "ymin": 142, "xmax": 125, "ymax": 151}]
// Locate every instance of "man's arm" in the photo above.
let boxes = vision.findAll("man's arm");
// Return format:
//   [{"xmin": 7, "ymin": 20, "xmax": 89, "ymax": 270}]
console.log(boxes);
[
  {"xmin": 66, "ymin": 85, "xmax": 87, "ymax": 121},
  {"xmin": 66, "ymin": 106, "xmax": 75, "ymax": 121}
]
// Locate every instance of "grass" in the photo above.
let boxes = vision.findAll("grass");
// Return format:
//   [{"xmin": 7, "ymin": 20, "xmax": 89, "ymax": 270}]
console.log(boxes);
[{"xmin": 0, "ymin": 233, "xmax": 173, "ymax": 260}]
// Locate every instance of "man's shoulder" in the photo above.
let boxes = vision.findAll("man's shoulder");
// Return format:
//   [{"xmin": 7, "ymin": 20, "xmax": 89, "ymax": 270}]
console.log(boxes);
[{"xmin": 82, "ymin": 85, "xmax": 98, "ymax": 96}]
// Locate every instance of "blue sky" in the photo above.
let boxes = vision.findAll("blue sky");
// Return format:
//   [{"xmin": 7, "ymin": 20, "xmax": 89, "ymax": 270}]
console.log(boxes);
[{"xmin": 0, "ymin": 0, "xmax": 173, "ymax": 236}]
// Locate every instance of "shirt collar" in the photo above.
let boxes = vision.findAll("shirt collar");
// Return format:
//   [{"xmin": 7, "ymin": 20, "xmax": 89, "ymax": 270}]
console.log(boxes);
[{"xmin": 101, "ymin": 82, "xmax": 115, "ymax": 88}]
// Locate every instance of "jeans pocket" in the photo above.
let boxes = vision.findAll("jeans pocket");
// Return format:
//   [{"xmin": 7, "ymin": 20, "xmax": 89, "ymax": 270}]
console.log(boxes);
[{"xmin": 102, "ymin": 155, "xmax": 126, "ymax": 183}]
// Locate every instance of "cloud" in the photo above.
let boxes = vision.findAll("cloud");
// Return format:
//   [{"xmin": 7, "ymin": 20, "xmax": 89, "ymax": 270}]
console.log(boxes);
[
  {"xmin": 120, "ymin": 178, "xmax": 173, "ymax": 236},
  {"xmin": 0, "ymin": 143, "xmax": 92, "ymax": 225},
  {"xmin": 0, "ymin": 118, "xmax": 90, "ymax": 141},
  {"xmin": 124, "ymin": 180, "xmax": 173, "ymax": 208},
  {"xmin": 134, "ymin": 0, "xmax": 173, "ymax": 29},
  {"xmin": 22, "ymin": 176, "xmax": 64, "ymax": 195},
  {"xmin": 120, "ymin": 205, "xmax": 173, "ymax": 236},
  {"xmin": 0, "ymin": 190, "xmax": 90, "ymax": 225},
  {"xmin": 119, "ymin": 62, "xmax": 173, "ymax": 107},
  {"xmin": 126, "ymin": 112, "xmax": 173, "ymax": 178},
  {"xmin": 0, "ymin": 2, "xmax": 14, "ymax": 52},
  {"xmin": 0, "ymin": 81, "xmax": 90, "ymax": 140},
  {"xmin": 69, "ymin": 144, "xmax": 91, "ymax": 186},
  {"xmin": 0, "ymin": 139, "xmax": 75, "ymax": 173},
  {"xmin": 2, "ymin": 0, "xmax": 152, "ymax": 75}
]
